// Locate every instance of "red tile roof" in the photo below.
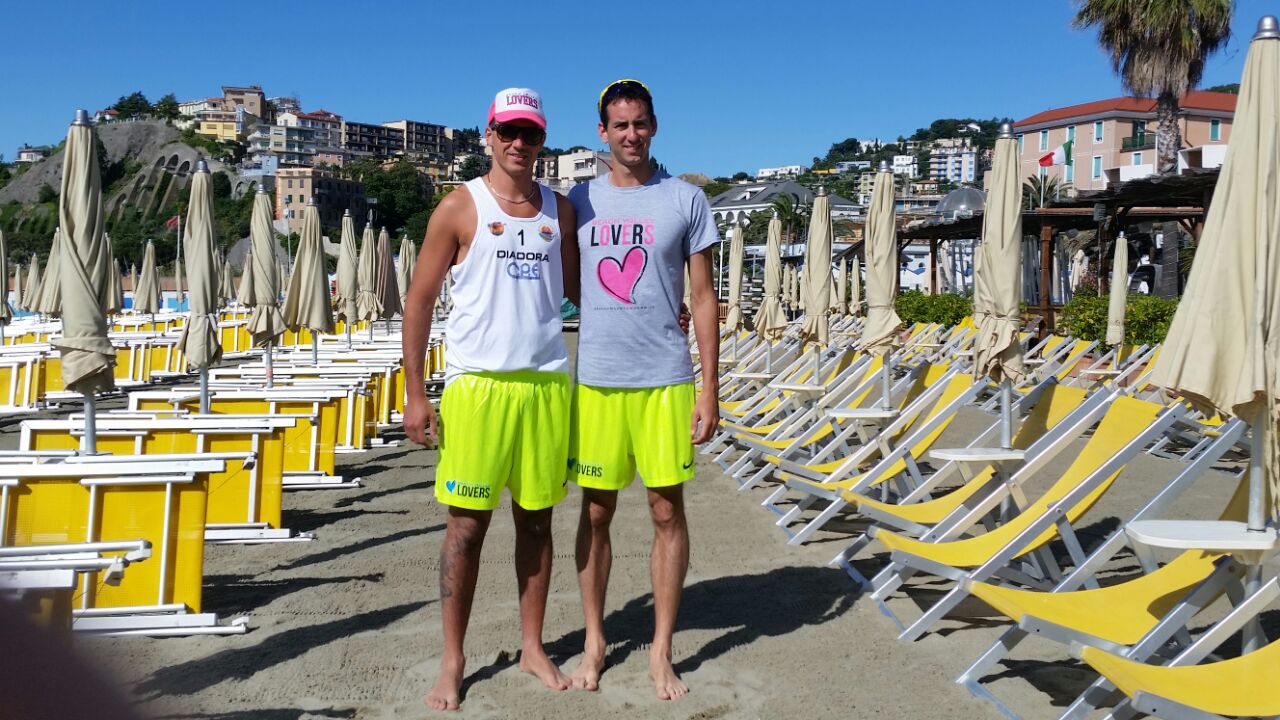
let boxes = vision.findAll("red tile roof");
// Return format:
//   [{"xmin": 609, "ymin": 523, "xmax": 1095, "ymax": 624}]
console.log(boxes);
[{"xmin": 1014, "ymin": 91, "xmax": 1236, "ymax": 129}]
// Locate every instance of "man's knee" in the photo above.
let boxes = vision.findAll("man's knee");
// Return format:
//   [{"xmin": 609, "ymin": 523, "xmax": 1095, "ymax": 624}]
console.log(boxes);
[
  {"xmin": 648, "ymin": 488, "xmax": 685, "ymax": 532},
  {"xmin": 514, "ymin": 506, "xmax": 554, "ymax": 539},
  {"xmin": 446, "ymin": 509, "xmax": 491, "ymax": 554}
]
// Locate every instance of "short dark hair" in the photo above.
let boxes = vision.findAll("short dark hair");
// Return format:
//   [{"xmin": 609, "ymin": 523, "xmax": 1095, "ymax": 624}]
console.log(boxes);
[{"xmin": 598, "ymin": 81, "xmax": 655, "ymax": 125}]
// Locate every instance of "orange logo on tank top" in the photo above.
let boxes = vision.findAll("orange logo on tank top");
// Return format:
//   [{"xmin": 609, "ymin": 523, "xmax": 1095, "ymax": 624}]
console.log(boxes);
[{"xmin": 489, "ymin": 221, "xmax": 505, "ymax": 235}]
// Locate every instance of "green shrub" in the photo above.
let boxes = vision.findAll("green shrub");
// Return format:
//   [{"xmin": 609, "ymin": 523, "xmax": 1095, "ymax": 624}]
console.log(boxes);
[
  {"xmin": 1058, "ymin": 293, "xmax": 1179, "ymax": 347},
  {"xmin": 895, "ymin": 291, "xmax": 972, "ymax": 326}
]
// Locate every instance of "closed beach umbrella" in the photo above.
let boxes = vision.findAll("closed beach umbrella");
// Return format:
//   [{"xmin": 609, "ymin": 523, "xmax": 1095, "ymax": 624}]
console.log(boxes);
[
  {"xmin": 800, "ymin": 188, "xmax": 833, "ymax": 348},
  {"xmin": 786, "ymin": 264, "xmax": 798, "ymax": 310},
  {"xmin": 236, "ymin": 250, "xmax": 254, "ymax": 306},
  {"xmin": 129, "ymin": 264, "xmax": 137, "ymax": 306},
  {"xmin": 177, "ymin": 160, "xmax": 222, "ymax": 382},
  {"xmin": 374, "ymin": 227, "xmax": 402, "ymax": 320},
  {"xmin": 246, "ymin": 187, "xmax": 285, "ymax": 349},
  {"xmin": 134, "ymin": 241, "xmax": 161, "ymax": 315},
  {"xmin": 52, "ymin": 109, "xmax": 115, "ymax": 415},
  {"xmin": 355, "ymin": 224, "xmax": 381, "ymax": 323},
  {"xmin": 336, "ymin": 211, "xmax": 359, "ymax": 324},
  {"xmin": 0, "ymin": 230, "xmax": 9, "ymax": 328},
  {"xmin": 863, "ymin": 163, "xmax": 902, "ymax": 357},
  {"xmin": 103, "ymin": 239, "xmax": 123, "ymax": 315},
  {"xmin": 1069, "ymin": 249, "xmax": 1088, "ymax": 292},
  {"xmin": 972, "ymin": 124, "xmax": 1027, "ymax": 447},
  {"xmin": 1151, "ymin": 17, "xmax": 1280, "ymax": 529},
  {"xmin": 1105, "ymin": 232, "xmax": 1129, "ymax": 346},
  {"xmin": 397, "ymin": 234, "xmax": 417, "ymax": 308},
  {"xmin": 282, "ymin": 198, "xmax": 335, "ymax": 337},
  {"xmin": 753, "ymin": 211, "xmax": 788, "ymax": 341},
  {"xmin": 174, "ymin": 256, "xmax": 184, "ymax": 311},
  {"xmin": 35, "ymin": 228, "xmax": 63, "ymax": 316},
  {"xmin": 22, "ymin": 254, "xmax": 40, "ymax": 311},
  {"xmin": 850, "ymin": 253, "xmax": 862, "ymax": 317},
  {"xmin": 724, "ymin": 223, "xmax": 745, "ymax": 333},
  {"xmin": 219, "ymin": 258, "xmax": 235, "ymax": 307},
  {"xmin": 836, "ymin": 258, "xmax": 849, "ymax": 316}
]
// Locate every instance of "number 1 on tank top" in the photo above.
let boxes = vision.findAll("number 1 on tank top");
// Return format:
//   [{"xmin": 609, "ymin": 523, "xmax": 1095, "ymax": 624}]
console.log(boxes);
[{"xmin": 518, "ymin": 229, "xmax": 525, "ymax": 245}]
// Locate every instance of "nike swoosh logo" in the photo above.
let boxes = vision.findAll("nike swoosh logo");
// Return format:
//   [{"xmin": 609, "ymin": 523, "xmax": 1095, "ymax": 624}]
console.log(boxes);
[{"xmin": 682, "ymin": 459, "xmax": 694, "ymax": 470}]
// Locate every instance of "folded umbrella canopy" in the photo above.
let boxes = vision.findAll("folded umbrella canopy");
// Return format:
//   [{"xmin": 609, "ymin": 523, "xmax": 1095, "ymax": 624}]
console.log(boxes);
[
  {"xmin": 335, "ymin": 211, "xmax": 358, "ymax": 325},
  {"xmin": 724, "ymin": 223, "xmax": 745, "ymax": 334},
  {"xmin": 753, "ymin": 211, "xmax": 788, "ymax": 342},
  {"xmin": 1152, "ymin": 17, "xmax": 1280, "ymax": 527},
  {"xmin": 397, "ymin": 234, "xmax": 417, "ymax": 309},
  {"xmin": 35, "ymin": 228, "xmax": 63, "ymax": 317},
  {"xmin": 246, "ymin": 186, "xmax": 285, "ymax": 349},
  {"xmin": 235, "ymin": 250, "xmax": 254, "ymax": 306},
  {"xmin": 355, "ymin": 224, "xmax": 381, "ymax": 325},
  {"xmin": 862, "ymin": 163, "xmax": 901, "ymax": 357},
  {"xmin": 103, "ymin": 237, "xmax": 123, "ymax": 315},
  {"xmin": 177, "ymin": 160, "xmax": 222, "ymax": 380},
  {"xmin": 133, "ymin": 241, "xmax": 161, "ymax": 316},
  {"xmin": 1106, "ymin": 232, "xmax": 1129, "ymax": 346},
  {"xmin": 971, "ymin": 124, "xmax": 1027, "ymax": 447},
  {"xmin": 800, "ymin": 188, "xmax": 833, "ymax": 349},
  {"xmin": 0, "ymin": 229, "xmax": 9, "ymax": 328},
  {"xmin": 219, "ymin": 258, "xmax": 235, "ymax": 308},
  {"xmin": 836, "ymin": 258, "xmax": 849, "ymax": 316},
  {"xmin": 282, "ymin": 198, "xmax": 335, "ymax": 341},
  {"xmin": 374, "ymin": 227, "xmax": 402, "ymax": 320},
  {"xmin": 850, "ymin": 253, "xmax": 862, "ymax": 317},
  {"xmin": 52, "ymin": 109, "xmax": 115, "ymax": 408},
  {"xmin": 21, "ymin": 254, "xmax": 40, "ymax": 312}
]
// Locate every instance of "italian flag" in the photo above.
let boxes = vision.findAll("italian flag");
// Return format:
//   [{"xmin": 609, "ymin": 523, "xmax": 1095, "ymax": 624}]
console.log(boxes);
[{"xmin": 1039, "ymin": 140, "xmax": 1073, "ymax": 167}]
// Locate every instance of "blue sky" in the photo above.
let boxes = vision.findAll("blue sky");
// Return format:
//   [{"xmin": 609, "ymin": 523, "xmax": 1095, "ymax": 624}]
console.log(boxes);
[{"xmin": 2, "ymin": 0, "xmax": 1270, "ymax": 177}]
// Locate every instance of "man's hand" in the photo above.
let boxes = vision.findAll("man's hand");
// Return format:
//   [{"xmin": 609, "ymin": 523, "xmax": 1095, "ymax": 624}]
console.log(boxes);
[
  {"xmin": 404, "ymin": 394, "xmax": 439, "ymax": 448},
  {"xmin": 690, "ymin": 390, "xmax": 719, "ymax": 444},
  {"xmin": 678, "ymin": 303, "xmax": 691, "ymax": 334}
]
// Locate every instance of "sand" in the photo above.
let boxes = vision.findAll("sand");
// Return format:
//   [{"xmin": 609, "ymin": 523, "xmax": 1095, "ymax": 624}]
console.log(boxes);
[{"xmin": 10, "ymin": 343, "xmax": 1246, "ymax": 720}]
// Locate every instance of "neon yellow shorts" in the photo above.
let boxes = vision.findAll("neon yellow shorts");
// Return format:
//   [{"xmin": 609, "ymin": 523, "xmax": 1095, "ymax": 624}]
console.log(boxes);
[
  {"xmin": 568, "ymin": 382, "xmax": 696, "ymax": 491},
  {"xmin": 436, "ymin": 370, "xmax": 570, "ymax": 511}
]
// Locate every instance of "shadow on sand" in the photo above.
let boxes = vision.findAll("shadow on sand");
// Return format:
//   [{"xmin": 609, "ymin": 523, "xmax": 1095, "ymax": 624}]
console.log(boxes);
[{"xmin": 134, "ymin": 601, "xmax": 431, "ymax": 698}]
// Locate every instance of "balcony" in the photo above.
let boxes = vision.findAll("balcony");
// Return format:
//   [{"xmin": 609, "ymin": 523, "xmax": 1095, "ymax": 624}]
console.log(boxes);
[{"xmin": 1122, "ymin": 133, "xmax": 1155, "ymax": 151}]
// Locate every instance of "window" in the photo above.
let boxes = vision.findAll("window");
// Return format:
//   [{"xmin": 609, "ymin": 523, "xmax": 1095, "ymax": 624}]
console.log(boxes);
[
  {"xmin": 1132, "ymin": 152, "xmax": 1143, "ymax": 166},
  {"xmin": 1094, "ymin": 121, "xmax": 1104, "ymax": 142},
  {"xmin": 1039, "ymin": 130, "xmax": 1049, "ymax": 151},
  {"xmin": 287, "ymin": 179, "xmax": 293, "ymax": 188},
  {"xmin": 1092, "ymin": 156, "xmax": 1102, "ymax": 178},
  {"xmin": 1211, "ymin": 119, "xmax": 1221, "ymax": 141},
  {"xmin": 1065, "ymin": 163, "xmax": 1074, "ymax": 183},
  {"xmin": 1017, "ymin": 134, "xmax": 1024, "ymax": 153}
]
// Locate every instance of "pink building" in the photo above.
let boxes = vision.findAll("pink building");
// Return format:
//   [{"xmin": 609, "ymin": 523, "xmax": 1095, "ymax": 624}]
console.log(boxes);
[{"xmin": 1013, "ymin": 91, "xmax": 1236, "ymax": 195}]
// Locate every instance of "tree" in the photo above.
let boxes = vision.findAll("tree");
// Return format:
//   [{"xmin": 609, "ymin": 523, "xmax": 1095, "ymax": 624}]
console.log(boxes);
[
  {"xmin": 1205, "ymin": 82, "xmax": 1239, "ymax": 93},
  {"xmin": 153, "ymin": 93, "xmax": 181, "ymax": 121},
  {"xmin": 210, "ymin": 171, "xmax": 232, "ymax": 199},
  {"xmin": 363, "ymin": 160, "xmax": 432, "ymax": 232},
  {"xmin": 701, "ymin": 181, "xmax": 730, "ymax": 199},
  {"xmin": 457, "ymin": 155, "xmax": 487, "ymax": 181},
  {"xmin": 732, "ymin": 171, "xmax": 751, "ymax": 181},
  {"xmin": 37, "ymin": 183, "xmax": 57, "ymax": 204},
  {"xmin": 1022, "ymin": 173, "xmax": 1063, "ymax": 209},
  {"xmin": 112, "ymin": 91, "xmax": 152, "ymax": 118},
  {"xmin": 771, "ymin": 193, "xmax": 810, "ymax": 243},
  {"xmin": 1074, "ymin": 0, "xmax": 1232, "ymax": 174}
]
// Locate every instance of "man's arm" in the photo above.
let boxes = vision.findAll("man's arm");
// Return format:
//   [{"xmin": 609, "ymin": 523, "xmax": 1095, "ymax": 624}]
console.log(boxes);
[
  {"xmin": 688, "ymin": 248, "xmax": 719, "ymax": 444},
  {"xmin": 556, "ymin": 194, "xmax": 580, "ymax": 306},
  {"xmin": 402, "ymin": 189, "xmax": 471, "ymax": 446}
]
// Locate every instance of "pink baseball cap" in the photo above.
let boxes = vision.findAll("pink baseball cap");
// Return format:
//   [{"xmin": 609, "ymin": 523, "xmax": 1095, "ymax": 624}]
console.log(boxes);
[{"xmin": 488, "ymin": 87, "xmax": 546, "ymax": 129}]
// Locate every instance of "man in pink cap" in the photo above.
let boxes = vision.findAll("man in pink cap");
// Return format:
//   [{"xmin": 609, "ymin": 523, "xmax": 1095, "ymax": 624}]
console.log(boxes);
[{"xmin": 403, "ymin": 87, "xmax": 579, "ymax": 711}]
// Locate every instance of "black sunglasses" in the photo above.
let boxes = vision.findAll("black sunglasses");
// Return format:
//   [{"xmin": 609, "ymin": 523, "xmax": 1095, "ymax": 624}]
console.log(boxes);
[{"xmin": 489, "ymin": 122, "xmax": 546, "ymax": 145}]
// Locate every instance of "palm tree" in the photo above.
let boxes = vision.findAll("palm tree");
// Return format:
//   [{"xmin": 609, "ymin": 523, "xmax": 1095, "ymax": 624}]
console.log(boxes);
[
  {"xmin": 1023, "ymin": 173, "xmax": 1063, "ymax": 209},
  {"xmin": 770, "ymin": 193, "xmax": 810, "ymax": 244},
  {"xmin": 1073, "ymin": 0, "xmax": 1233, "ymax": 175}
]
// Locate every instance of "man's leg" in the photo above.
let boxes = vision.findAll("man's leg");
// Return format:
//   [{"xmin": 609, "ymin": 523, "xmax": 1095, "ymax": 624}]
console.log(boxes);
[
  {"xmin": 569, "ymin": 488, "xmax": 618, "ymax": 690},
  {"xmin": 648, "ymin": 484, "xmax": 690, "ymax": 700},
  {"xmin": 511, "ymin": 502, "xmax": 570, "ymax": 691},
  {"xmin": 426, "ymin": 506, "xmax": 492, "ymax": 711}
]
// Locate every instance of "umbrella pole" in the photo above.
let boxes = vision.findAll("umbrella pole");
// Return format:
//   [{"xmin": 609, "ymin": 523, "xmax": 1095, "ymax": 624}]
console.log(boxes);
[
  {"xmin": 199, "ymin": 367, "xmax": 210, "ymax": 414},
  {"xmin": 345, "ymin": 321, "xmax": 352, "ymax": 349},
  {"xmin": 82, "ymin": 392, "xmax": 97, "ymax": 454},
  {"xmin": 1242, "ymin": 406, "xmax": 1270, "ymax": 652},
  {"xmin": 312, "ymin": 336, "xmax": 319, "ymax": 366},
  {"xmin": 811, "ymin": 344, "xmax": 821, "ymax": 386},
  {"xmin": 999, "ymin": 379, "xmax": 1013, "ymax": 449},
  {"xmin": 880, "ymin": 356, "xmax": 893, "ymax": 410},
  {"xmin": 264, "ymin": 341, "xmax": 274, "ymax": 388},
  {"xmin": 766, "ymin": 341, "xmax": 773, "ymax": 374},
  {"xmin": 368, "ymin": 321, "xmax": 374, "ymax": 342}
]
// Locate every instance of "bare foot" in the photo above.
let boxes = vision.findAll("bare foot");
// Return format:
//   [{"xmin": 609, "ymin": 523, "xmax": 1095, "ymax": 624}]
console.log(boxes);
[
  {"xmin": 519, "ymin": 645, "xmax": 570, "ymax": 692},
  {"xmin": 650, "ymin": 650, "xmax": 689, "ymax": 701},
  {"xmin": 569, "ymin": 639, "xmax": 606, "ymax": 691},
  {"xmin": 425, "ymin": 655, "xmax": 464, "ymax": 711}
]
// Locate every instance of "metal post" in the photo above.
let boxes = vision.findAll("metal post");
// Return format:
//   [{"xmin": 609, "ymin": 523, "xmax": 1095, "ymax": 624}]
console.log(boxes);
[
  {"xmin": 811, "ymin": 344, "xmax": 821, "ymax": 386},
  {"xmin": 999, "ymin": 379, "xmax": 1013, "ymax": 449},
  {"xmin": 199, "ymin": 368, "xmax": 210, "ymax": 414},
  {"xmin": 1247, "ymin": 407, "xmax": 1268, "ymax": 533},
  {"xmin": 82, "ymin": 393, "xmax": 97, "ymax": 454},
  {"xmin": 312, "ymin": 336, "xmax": 319, "ymax": 366},
  {"xmin": 880, "ymin": 357, "xmax": 893, "ymax": 410},
  {"xmin": 264, "ymin": 341, "xmax": 274, "ymax": 388},
  {"xmin": 765, "ymin": 341, "xmax": 773, "ymax": 373}
]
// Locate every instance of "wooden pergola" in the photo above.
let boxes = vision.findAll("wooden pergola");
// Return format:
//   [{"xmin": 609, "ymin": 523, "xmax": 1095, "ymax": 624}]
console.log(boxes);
[{"xmin": 897, "ymin": 170, "xmax": 1217, "ymax": 330}]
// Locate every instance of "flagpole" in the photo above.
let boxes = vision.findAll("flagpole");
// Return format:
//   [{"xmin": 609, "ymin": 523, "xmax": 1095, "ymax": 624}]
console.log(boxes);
[{"xmin": 176, "ymin": 214, "xmax": 183, "ymax": 310}]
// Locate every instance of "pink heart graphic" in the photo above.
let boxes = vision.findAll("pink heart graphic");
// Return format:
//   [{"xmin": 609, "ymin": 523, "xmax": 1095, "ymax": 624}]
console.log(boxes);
[{"xmin": 597, "ymin": 247, "xmax": 648, "ymax": 305}]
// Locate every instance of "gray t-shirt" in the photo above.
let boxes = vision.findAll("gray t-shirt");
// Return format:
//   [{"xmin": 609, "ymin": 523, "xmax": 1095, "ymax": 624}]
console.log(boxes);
[{"xmin": 569, "ymin": 172, "xmax": 721, "ymax": 388}]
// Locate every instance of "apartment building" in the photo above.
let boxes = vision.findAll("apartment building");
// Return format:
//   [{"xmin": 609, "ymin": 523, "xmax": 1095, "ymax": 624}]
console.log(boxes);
[
  {"xmin": 558, "ymin": 149, "xmax": 612, "ymax": 184},
  {"xmin": 1013, "ymin": 90, "xmax": 1236, "ymax": 194},
  {"xmin": 342, "ymin": 120, "xmax": 406, "ymax": 157},
  {"xmin": 280, "ymin": 110, "xmax": 343, "ymax": 150},
  {"xmin": 928, "ymin": 137, "xmax": 978, "ymax": 184},
  {"xmin": 275, "ymin": 167, "xmax": 367, "ymax": 234},
  {"xmin": 891, "ymin": 154, "xmax": 918, "ymax": 178},
  {"xmin": 223, "ymin": 85, "xmax": 267, "ymax": 120},
  {"xmin": 756, "ymin": 165, "xmax": 807, "ymax": 180},
  {"xmin": 383, "ymin": 119, "xmax": 449, "ymax": 162}
]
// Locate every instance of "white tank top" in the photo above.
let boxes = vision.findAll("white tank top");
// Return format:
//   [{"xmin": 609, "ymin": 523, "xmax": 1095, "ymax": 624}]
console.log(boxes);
[{"xmin": 444, "ymin": 178, "xmax": 568, "ymax": 383}]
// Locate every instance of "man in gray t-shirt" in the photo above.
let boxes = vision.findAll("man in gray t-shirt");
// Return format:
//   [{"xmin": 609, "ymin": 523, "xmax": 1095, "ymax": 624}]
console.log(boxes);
[{"xmin": 565, "ymin": 79, "xmax": 720, "ymax": 701}]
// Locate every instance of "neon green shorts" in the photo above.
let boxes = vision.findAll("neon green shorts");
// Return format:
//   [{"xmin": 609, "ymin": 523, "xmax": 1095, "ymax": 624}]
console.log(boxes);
[
  {"xmin": 435, "ymin": 370, "xmax": 570, "ymax": 511},
  {"xmin": 568, "ymin": 382, "xmax": 696, "ymax": 491}
]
